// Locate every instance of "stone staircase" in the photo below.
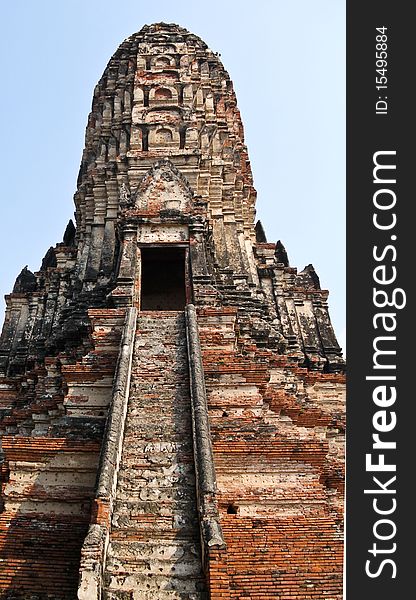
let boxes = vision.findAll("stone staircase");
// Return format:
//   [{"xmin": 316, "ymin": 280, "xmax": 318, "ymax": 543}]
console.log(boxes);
[{"xmin": 103, "ymin": 311, "xmax": 207, "ymax": 600}]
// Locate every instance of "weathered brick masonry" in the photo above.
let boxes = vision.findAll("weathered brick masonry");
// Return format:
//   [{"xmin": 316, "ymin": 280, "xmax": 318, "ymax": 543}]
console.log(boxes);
[{"xmin": 0, "ymin": 23, "xmax": 345, "ymax": 599}]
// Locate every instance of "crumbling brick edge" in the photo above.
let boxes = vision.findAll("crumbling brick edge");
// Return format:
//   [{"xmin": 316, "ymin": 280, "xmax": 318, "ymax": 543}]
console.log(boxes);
[
  {"xmin": 185, "ymin": 303, "xmax": 226, "ymax": 569},
  {"xmin": 77, "ymin": 307, "xmax": 137, "ymax": 599}
]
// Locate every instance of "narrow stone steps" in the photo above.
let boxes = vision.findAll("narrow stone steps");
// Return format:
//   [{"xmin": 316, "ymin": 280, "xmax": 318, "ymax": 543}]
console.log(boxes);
[
  {"xmin": 106, "ymin": 554, "xmax": 203, "ymax": 577},
  {"xmin": 107, "ymin": 539, "xmax": 201, "ymax": 561},
  {"xmin": 112, "ymin": 499, "xmax": 197, "ymax": 516},
  {"xmin": 114, "ymin": 440, "xmax": 193, "ymax": 453},
  {"xmin": 109, "ymin": 527, "xmax": 200, "ymax": 542},
  {"xmin": 112, "ymin": 499, "xmax": 198, "ymax": 519},
  {"xmin": 117, "ymin": 466, "xmax": 196, "ymax": 483},
  {"xmin": 112, "ymin": 484, "xmax": 196, "ymax": 504},
  {"xmin": 121, "ymin": 428, "xmax": 192, "ymax": 441},
  {"xmin": 103, "ymin": 312, "xmax": 206, "ymax": 598},
  {"xmin": 105, "ymin": 572, "xmax": 207, "ymax": 594},
  {"xmin": 118, "ymin": 447, "xmax": 194, "ymax": 460},
  {"xmin": 118, "ymin": 455, "xmax": 195, "ymax": 468},
  {"xmin": 124, "ymin": 410, "xmax": 192, "ymax": 422},
  {"xmin": 124, "ymin": 418, "xmax": 190, "ymax": 427},
  {"xmin": 125, "ymin": 408, "xmax": 191, "ymax": 419},
  {"xmin": 117, "ymin": 458, "xmax": 194, "ymax": 469},
  {"xmin": 111, "ymin": 513, "xmax": 198, "ymax": 532},
  {"xmin": 105, "ymin": 588, "xmax": 208, "ymax": 600}
]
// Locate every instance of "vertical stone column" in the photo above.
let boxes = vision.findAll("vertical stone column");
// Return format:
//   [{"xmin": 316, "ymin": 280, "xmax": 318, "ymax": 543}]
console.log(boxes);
[
  {"xmin": 0, "ymin": 296, "xmax": 27, "ymax": 374},
  {"xmin": 189, "ymin": 218, "xmax": 210, "ymax": 282},
  {"xmin": 313, "ymin": 295, "xmax": 344, "ymax": 371},
  {"xmin": 272, "ymin": 266, "xmax": 303, "ymax": 355},
  {"xmin": 85, "ymin": 183, "xmax": 107, "ymax": 281},
  {"xmin": 99, "ymin": 179, "xmax": 119, "ymax": 275},
  {"xmin": 110, "ymin": 223, "xmax": 138, "ymax": 307},
  {"xmin": 185, "ymin": 304, "xmax": 225, "ymax": 570}
]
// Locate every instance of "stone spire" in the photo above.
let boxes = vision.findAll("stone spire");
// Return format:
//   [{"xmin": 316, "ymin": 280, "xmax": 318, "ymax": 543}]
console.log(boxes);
[
  {"xmin": 74, "ymin": 22, "xmax": 256, "ymax": 288},
  {"xmin": 0, "ymin": 24, "xmax": 344, "ymax": 599}
]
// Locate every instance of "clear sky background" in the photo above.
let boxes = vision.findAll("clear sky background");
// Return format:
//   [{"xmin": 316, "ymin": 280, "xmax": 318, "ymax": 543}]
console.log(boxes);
[{"xmin": 0, "ymin": 0, "xmax": 345, "ymax": 352}]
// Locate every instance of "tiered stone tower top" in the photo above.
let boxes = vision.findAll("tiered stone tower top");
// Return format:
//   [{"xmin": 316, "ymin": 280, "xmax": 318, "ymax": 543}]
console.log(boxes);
[
  {"xmin": 75, "ymin": 22, "xmax": 256, "ymax": 285},
  {"xmin": 0, "ymin": 22, "xmax": 343, "ymax": 375}
]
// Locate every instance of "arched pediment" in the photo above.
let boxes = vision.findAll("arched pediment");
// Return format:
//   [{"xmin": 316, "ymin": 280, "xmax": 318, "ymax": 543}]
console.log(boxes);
[{"xmin": 132, "ymin": 159, "xmax": 194, "ymax": 215}]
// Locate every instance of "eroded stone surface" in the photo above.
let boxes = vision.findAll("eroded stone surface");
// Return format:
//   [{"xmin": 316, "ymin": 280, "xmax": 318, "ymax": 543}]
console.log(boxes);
[
  {"xmin": 0, "ymin": 22, "xmax": 345, "ymax": 600},
  {"xmin": 103, "ymin": 313, "xmax": 207, "ymax": 599}
]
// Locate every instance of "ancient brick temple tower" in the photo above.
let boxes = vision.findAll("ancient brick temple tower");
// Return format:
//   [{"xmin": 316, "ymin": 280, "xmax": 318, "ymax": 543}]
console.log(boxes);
[{"xmin": 0, "ymin": 23, "xmax": 345, "ymax": 600}]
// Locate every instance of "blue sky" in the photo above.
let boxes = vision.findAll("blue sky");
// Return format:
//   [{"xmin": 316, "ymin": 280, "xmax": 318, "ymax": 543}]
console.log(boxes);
[{"xmin": 0, "ymin": 0, "xmax": 345, "ymax": 351}]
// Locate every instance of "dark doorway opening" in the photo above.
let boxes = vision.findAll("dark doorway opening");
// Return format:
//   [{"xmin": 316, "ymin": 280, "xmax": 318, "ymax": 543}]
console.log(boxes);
[{"xmin": 140, "ymin": 247, "xmax": 187, "ymax": 311}]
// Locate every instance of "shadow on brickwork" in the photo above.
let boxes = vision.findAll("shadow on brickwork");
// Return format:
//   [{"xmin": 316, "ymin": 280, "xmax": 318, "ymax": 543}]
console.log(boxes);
[{"xmin": 0, "ymin": 468, "xmax": 90, "ymax": 599}]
